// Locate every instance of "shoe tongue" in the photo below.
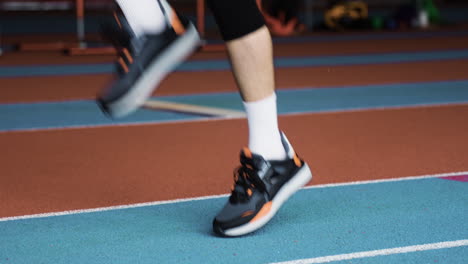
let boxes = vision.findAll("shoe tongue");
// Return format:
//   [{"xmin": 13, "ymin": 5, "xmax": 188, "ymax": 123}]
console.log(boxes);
[{"xmin": 240, "ymin": 148, "xmax": 263, "ymax": 167}]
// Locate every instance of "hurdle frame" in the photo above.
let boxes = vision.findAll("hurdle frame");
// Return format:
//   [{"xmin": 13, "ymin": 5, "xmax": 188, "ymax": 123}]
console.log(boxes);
[{"xmin": 13, "ymin": 0, "xmax": 223, "ymax": 54}]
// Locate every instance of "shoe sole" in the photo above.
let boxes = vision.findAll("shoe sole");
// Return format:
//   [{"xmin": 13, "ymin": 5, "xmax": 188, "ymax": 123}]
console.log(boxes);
[
  {"xmin": 222, "ymin": 163, "xmax": 313, "ymax": 237},
  {"xmin": 104, "ymin": 22, "xmax": 201, "ymax": 118}
]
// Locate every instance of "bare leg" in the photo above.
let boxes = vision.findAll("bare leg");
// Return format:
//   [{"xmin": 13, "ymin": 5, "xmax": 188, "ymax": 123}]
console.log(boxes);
[
  {"xmin": 213, "ymin": 22, "xmax": 312, "ymax": 238},
  {"xmin": 226, "ymin": 26, "xmax": 286, "ymax": 160},
  {"xmin": 226, "ymin": 26, "xmax": 274, "ymax": 102}
]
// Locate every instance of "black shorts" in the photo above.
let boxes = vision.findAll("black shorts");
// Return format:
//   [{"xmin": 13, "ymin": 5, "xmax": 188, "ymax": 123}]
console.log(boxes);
[{"xmin": 207, "ymin": 0, "xmax": 265, "ymax": 41}]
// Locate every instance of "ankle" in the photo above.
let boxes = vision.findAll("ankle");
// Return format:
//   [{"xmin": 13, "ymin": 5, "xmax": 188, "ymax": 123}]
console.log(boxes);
[{"xmin": 243, "ymin": 93, "xmax": 287, "ymax": 160}]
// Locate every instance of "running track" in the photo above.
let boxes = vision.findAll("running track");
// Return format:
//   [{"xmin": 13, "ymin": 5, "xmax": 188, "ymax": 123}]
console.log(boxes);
[{"xmin": 0, "ymin": 30, "xmax": 467, "ymax": 263}]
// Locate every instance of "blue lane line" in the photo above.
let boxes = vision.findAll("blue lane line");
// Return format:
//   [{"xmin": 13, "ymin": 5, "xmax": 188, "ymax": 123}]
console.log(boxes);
[
  {"xmin": 157, "ymin": 80, "xmax": 468, "ymax": 115},
  {"xmin": 0, "ymin": 100, "xmax": 203, "ymax": 132},
  {"xmin": 1, "ymin": 80, "xmax": 468, "ymax": 132},
  {"xmin": 0, "ymin": 178, "xmax": 466, "ymax": 264},
  {"xmin": 2, "ymin": 49, "xmax": 468, "ymax": 78},
  {"xmin": 0, "ymin": 63, "xmax": 115, "ymax": 78}
]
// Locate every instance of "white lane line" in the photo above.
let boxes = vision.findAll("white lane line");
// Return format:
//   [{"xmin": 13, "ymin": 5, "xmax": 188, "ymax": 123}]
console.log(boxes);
[
  {"xmin": 269, "ymin": 240, "xmax": 468, "ymax": 264},
  {"xmin": 304, "ymin": 171, "xmax": 468, "ymax": 190},
  {"xmin": 0, "ymin": 193, "xmax": 229, "ymax": 222},
  {"xmin": 0, "ymin": 171, "xmax": 466, "ymax": 222}
]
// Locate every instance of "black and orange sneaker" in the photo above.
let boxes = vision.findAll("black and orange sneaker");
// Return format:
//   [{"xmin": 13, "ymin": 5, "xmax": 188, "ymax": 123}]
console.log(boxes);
[
  {"xmin": 97, "ymin": 12, "xmax": 200, "ymax": 118},
  {"xmin": 213, "ymin": 133, "xmax": 312, "ymax": 237}
]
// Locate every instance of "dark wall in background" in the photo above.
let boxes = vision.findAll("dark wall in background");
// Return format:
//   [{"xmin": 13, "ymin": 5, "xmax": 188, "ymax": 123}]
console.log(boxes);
[{"xmin": 0, "ymin": 0, "xmax": 467, "ymax": 36}]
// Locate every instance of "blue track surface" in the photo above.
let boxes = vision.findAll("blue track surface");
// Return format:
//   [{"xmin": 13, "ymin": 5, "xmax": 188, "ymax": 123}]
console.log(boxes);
[
  {"xmin": 1, "ymin": 80, "xmax": 468, "ymax": 132},
  {"xmin": 330, "ymin": 247, "xmax": 467, "ymax": 264},
  {"xmin": 2, "ymin": 49, "xmax": 468, "ymax": 78},
  {"xmin": 0, "ymin": 177, "xmax": 466, "ymax": 264}
]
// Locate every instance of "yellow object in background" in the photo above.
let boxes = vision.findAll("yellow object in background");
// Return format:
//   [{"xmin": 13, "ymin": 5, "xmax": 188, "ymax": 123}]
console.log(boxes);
[{"xmin": 325, "ymin": 1, "xmax": 369, "ymax": 31}]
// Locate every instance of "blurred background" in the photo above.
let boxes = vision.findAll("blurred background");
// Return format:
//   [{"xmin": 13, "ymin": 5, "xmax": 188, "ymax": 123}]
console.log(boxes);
[{"xmin": 0, "ymin": 0, "xmax": 467, "ymax": 54}]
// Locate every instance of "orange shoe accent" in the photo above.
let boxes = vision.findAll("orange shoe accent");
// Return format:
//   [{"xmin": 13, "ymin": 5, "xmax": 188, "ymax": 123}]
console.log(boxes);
[
  {"xmin": 117, "ymin": 57, "xmax": 129, "ymax": 73},
  {"xmin": 243, "ymin": 147, "xmax": 252, "ymax": 159},
  {"xmin": 241, "ymin": 210, "xmax": 255, "ymax": 218},
  {"xmin": 250, "ymin": 201, "xmax": 272, "ymax": 223},
  {"xmin": 293, "ymin": 154, "xmax": 302, "ymax": 167},
  {"xmin": 113, "ymin": 11, "xmax": 123, "ymax": 29},
  {"xmin": 170, "ymin": 10, "xmax": 185, "ymax": 35},
  {"xmin": 122, "ymin": 48, "xmax": 134, "ymax": 64}
]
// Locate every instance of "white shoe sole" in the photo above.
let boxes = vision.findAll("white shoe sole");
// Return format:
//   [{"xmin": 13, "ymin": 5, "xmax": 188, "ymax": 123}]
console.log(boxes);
[
  {"xmin": 223, "ymin": 164, "xmax": 313, "ymax": 237},
  {"xmin": 106, "ymin": 22, "xmax": 201, "ymax": 118}
]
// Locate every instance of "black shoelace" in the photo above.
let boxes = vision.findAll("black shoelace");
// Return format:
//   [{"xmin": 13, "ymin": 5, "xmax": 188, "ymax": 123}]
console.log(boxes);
[{"xmin": 230, "ymin": 165, "xmax": 265, "ymax": 203}]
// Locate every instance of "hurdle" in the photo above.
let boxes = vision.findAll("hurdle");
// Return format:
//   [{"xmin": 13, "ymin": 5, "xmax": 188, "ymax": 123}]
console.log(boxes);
[
  {"xmin": 67, "ymin": 0, "xmax": 117, "ymax": 55},
  {"xmin": 12, "ymin": 0, "xmax": 111, "ymax": 53},
  {"xmin": 195, "ymin": 0, "xmax": 225, "ymax": 52},
  {"xmin": 14, "ymin": 0, "xmax": 223, "ymax": 55},
  {"xmin": 69, "ymin": 0, "xmax": 224, "ymax": 54}
]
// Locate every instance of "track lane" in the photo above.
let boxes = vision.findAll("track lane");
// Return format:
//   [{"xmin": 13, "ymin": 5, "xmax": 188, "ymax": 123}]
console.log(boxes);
[
  {"xmin": 2, "ymin": 33, "xmax": 468, "ymax": 65},
  {"xmin": 1, "ymin": 104, "xmax": 468, "ymax": 218},
  {"xmin": 1, "ymin": 59, "xmax": 468, "ymax": 104},
  {"xmin": 0, "ymin": 177, "xmax": 466, "ymax": 264}
]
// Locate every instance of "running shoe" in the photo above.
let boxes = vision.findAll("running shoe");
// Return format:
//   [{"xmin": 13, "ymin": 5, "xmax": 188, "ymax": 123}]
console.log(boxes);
[
  {"xmin": 213, "ymin": 133, "xmax": 312, "ymax": 237},
  {"xmin": 97, "ymin": 12, "xmax": 201, "ymax": 118}
]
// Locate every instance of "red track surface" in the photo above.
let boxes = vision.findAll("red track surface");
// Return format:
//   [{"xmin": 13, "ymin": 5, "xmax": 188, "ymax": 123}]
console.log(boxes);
[
  {"xmin": 2, "ymin": 34, "xmax": 468, "ymax": 103},
  {"xmin": 2, "ymin": 35, "xmax": 468, "ymax": 65},
  {"xmin": 2, "ymin": 58, "xmax": 468, "ymax": 103},
  {"xmin": 2, "ymin": 105, "xmax": 468, "ymax": 218}
]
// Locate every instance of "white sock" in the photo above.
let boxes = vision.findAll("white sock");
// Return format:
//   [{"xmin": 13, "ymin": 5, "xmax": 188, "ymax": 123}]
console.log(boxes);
[
  {"xmin": 243, "ymin": 93, "xmax": 287, "ymax": 160},
  {"xmin": 115, "ymin": 0, "xmax": 170, "ymax": 38}
]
